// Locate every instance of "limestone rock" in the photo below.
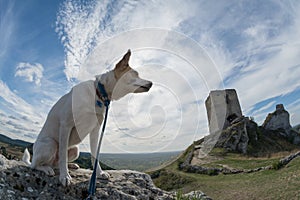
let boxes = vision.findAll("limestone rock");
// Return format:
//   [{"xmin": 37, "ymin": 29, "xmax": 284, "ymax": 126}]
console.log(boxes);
[
  {"xmin": 0, "ymin": 154, "xmax": 173, "ymax": 200},
  {"xmin": 262, "ymin": 104, "xmax": 292, "ymax": 135},
  {"xmin": 183, "ymin": 190, "xmax": 212, "ymax": 200},
  {"xmin": 215, "ymin": 117, "xmax": 258, "ymax": 154},
  {"xmin": 262, "ymin": 104, "xmax": 300, "ymax": 145}
]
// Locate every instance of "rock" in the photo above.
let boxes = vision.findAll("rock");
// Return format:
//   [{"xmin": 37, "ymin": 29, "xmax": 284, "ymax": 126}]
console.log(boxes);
[
  {"xmin": 183, "ymin": 190, "xmax": 212, "ymax": 200},
  {"xmin": 27, "ymin": 187, "xmax": 34, "ymax": 193},
  {"xmin": 262, "ymin": 104, "xmax": 300, "ymax": 145},
  {"xmin": 215, "ymin": 117, "xmax": 258, "ymax": 154},
  {"xmin": 279, "ymin": 151, "xmax": 300, "ymax": 166},
  {"xmin": 262, "ymin": 104, "xmax": 292, "ymax": 135},
  {"xmin": 205, "ymin": 98, "xmax": 300, "ymax": 154},
  {"xmin": 0, "ymin": 154, "xmax": 173, "ymax": 200}
]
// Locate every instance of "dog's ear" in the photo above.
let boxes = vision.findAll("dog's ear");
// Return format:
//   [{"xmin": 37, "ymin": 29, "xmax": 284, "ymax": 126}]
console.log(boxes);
[
  {"xmin": 115, "ymin": 49, "xmax": 131, "ymax": 71},
  {"xmin": 123, "ymin": 49, "xmax": 131, "ymax": 63}
]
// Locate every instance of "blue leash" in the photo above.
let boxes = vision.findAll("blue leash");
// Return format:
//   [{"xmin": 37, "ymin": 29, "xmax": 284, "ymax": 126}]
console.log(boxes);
[{"xmin": 87, "ymin": 82, "xmax": 110, "ymax": 199}]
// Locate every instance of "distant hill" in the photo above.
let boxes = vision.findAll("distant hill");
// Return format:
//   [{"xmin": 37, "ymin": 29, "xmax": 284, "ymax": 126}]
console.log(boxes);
[
  {"xmin": 0, "ymin": 134, "xmax": 32, "ymax": 148},
  {"xmin": 76, "ymin": 151, "xmax": 181, "ymax": 171},
  {"xmin": 99, "ymin": 151, "xmax": 181, "ymax": 171},
  {"xmin": 0, "ymin": 134, "xmax": 180, "ymax": 171}
]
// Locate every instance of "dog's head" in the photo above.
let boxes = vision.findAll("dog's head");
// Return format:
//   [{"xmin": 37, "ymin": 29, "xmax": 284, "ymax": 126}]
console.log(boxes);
[{"xmin": 111, "ymin": 50, "xmax": 152, "ymax": 99}]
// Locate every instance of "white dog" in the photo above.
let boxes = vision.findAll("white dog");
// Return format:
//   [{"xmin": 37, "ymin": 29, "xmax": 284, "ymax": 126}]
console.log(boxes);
[{"xmin": 23, "ymin": 50, "xmax": 152, "ymax": 186}]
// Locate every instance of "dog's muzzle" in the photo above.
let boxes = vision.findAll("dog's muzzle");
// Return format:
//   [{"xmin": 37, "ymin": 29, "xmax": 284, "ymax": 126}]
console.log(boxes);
[
  {"xmin": 140, "ymin": 82, "xmax": 152, "ymax": 91},
  {"xmin": 134, "ymin": 82, "xmax": 152, "ymax": 92}
]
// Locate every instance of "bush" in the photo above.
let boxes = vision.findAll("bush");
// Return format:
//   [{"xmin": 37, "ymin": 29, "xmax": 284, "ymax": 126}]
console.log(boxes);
[
  {"xmin": 152, "ymin": 170, "xmax": 194, "ymax": 191},
  {"xmin": 149, "ymin": 170, "xmax": 161, "ymax": 179},
  {"xmin": 207, "ymin": 169, "xmax": 218, "ymax": 176},
  {"xmin": 272, "ymin": 161, "xmax": 284, "ymax": 170}
]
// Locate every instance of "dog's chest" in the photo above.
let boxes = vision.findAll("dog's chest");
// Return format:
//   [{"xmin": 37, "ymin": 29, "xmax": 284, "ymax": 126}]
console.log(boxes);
[{"xmin": 70, "ymin": 81, "xmax": 104, "ymax": 134}]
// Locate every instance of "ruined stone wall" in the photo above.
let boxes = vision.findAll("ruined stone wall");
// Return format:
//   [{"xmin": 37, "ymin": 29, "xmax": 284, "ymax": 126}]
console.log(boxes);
[{"xmin": 205, "ymin": 89, "xmax": 242, "ymax": 134}]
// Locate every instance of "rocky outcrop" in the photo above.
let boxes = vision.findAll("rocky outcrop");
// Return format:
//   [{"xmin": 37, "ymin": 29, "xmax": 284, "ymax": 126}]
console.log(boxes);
[
  {"xmin": 205, "ymin": 93, "xmax": 300, "ymax": 154},
  {"xmin": 183, "ymin": 191, "xmax": 212, "ymax": 200},
  {"xmin": 278, "ymin": 151, "xmax": 300, "ymax": 167},
  {"xmin": 263, "ymin": 104, "xmax": 292, "ymax": 135},
  {"xmin": 263, "ymin": 104, "xmax": 300, "ymax": 144},
  {"xmin": 215, "ymin": 117, "xmax": 258, "ymax": 154},
  {"xmin": 0, "ymin": 154, "xmax": 173, "ymax": 200},
  {"xmin": 186, "ymin": 99, "xmax": 300, "ymax": 168}
]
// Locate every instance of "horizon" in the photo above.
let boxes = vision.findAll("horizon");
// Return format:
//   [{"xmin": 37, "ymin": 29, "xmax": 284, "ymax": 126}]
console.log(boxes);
[{"xmin": 0, "ymin": 0, "xmax": 300, "ymax": 153}]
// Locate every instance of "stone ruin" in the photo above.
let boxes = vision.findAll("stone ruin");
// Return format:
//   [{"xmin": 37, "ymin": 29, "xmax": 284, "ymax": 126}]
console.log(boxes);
[
  {"xmin": 193, "ymin": 89, "xmax": 244, "ymax": 158},
  {"xmin": 205, "ymin": 89, "xmax": 243, "ymax": 134},
  {"xmin": 180, "ymin": 89, "xmax": 300, "ymax": 172},
  {"xmin": 198, "ymin": 89, "xmax": 300, "ymax": 156}
]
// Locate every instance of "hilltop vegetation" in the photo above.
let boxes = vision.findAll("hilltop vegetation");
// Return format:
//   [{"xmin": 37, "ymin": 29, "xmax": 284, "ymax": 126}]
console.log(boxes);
[
  {"xmin": 150, "ymin": 127, "xmax": 300, "ymax": 199},
  {"xmin": 150, "ymin": 146, "xmax": 300, "ymax": 199},
  {"xmin": 148, "ymin": 108, "xmax": 300, "ymax": 199},
  {"xmin": 294, "ymin": 124, "xmax": 300, "ymax": 132}
]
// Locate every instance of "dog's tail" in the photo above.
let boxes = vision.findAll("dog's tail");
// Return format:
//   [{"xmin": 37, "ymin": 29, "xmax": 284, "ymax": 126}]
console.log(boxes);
[{"xmin": 22, "ymin": 148, "xmax": 31, "ymax": 166}]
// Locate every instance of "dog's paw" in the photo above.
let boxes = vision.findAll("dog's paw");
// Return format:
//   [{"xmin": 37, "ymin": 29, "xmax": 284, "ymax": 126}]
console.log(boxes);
[
  {"xmin": 36, "ymin": 166, "xmax": 55, "ymax": 176},
  {"xmin": 59, "ymin": 173, "xmax": 72, "ymax": 186},
  {"xmin": 97, "ymin": 171, "xmax": 110, "ymax": 180},
  {"xmin": 45, "ymin": 167, "xmax": 55, "ymax": 176}
]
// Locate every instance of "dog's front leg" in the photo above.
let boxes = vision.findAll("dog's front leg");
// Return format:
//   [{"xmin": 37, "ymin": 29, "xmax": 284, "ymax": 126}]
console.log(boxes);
[
  {"xmin": 59, "ymin": 124, "xmax": 72, "ymax": 186},
  {"xmin": 90, "ymin": 127, "xmax": 110, "ymax": 179}
]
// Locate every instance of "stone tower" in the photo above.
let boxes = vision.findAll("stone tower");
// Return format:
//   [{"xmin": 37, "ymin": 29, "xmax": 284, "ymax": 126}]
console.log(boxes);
[{"xmin": 205, "ymin": 89, "xmax": 242, "ymax": 134}]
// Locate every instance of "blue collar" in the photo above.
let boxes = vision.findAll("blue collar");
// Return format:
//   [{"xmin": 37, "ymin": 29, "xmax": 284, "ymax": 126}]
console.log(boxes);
[{"xmin": 96, "ymin": 82, "xmax": 110, "ymax": 108}]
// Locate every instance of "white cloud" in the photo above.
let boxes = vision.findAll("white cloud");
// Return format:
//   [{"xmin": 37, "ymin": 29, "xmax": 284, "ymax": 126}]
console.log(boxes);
[
  {"xmin": 15, "ymin": 62, "xmax": 44, "ymax": 86},
  {"xmin": 55, "ymin": 0, "xmax": 300, "ymax": 153},
  {"xmin": 246, "ymin": 101, "xmax": 276, "ymax": 124},
  {"xmin": 55, "ymin": 0, "xmax": 197, "ymax": 81},
  {"xmin": 55, "ymin": 0, "xmax": 215, "ymax": 152},
  {"xmin": 0, "ymin": 80, "xmax": 43, "ymax": 141},
  {"xmin": 286, "ymin": 97, "xmax": 300, "ymax": 126},
  {"xmin": 182, "ymin": 1, "xmax": 300, "ymax": 114},
  {"xmin": 0, "ymin": 1, "xmax": 15, "ymax": 59},
  {"xmin": 0, "ymin": 81, "xmax": 41, "ymax": 120}
]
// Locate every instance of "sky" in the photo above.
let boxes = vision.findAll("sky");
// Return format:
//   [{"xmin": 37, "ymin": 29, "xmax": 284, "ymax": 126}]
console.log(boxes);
[{"xmin": 0, "ymin": 0, "xmax": 300, "ymax": 153}]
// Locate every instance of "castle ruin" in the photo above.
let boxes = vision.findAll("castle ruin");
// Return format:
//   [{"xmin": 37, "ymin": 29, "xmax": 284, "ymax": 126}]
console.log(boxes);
[{"xmin": 205, "ymin": 89, "xmax": 242, "ymax": 134}]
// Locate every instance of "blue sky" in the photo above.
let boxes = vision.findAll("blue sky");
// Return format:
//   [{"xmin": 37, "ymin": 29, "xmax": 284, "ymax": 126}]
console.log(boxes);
[{"xmin": 0, "ymin": 0, "xmax": 299, "ymax": 153}]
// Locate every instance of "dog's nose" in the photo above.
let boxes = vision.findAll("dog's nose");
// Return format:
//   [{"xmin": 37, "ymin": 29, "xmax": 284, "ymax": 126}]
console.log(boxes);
[{"xmin": 147, "ymin": 82, "xmax": 153, "ymax": 89}]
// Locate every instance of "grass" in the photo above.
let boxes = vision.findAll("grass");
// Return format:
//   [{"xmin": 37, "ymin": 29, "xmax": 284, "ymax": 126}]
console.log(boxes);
[
  {"xmin": 0, "ymin": 141, "xmax": 27, "ymax": 160},
  {"xmin": 151, "ymin": 150, "xmax": 300, "ymax": 200},
  {"xmin": 202, "ymin": 153, "xmax": 278, "ymax": 169},
  {"xmin": 189, "ymin": 158, "xmax": 300, "ymax": 200}
]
